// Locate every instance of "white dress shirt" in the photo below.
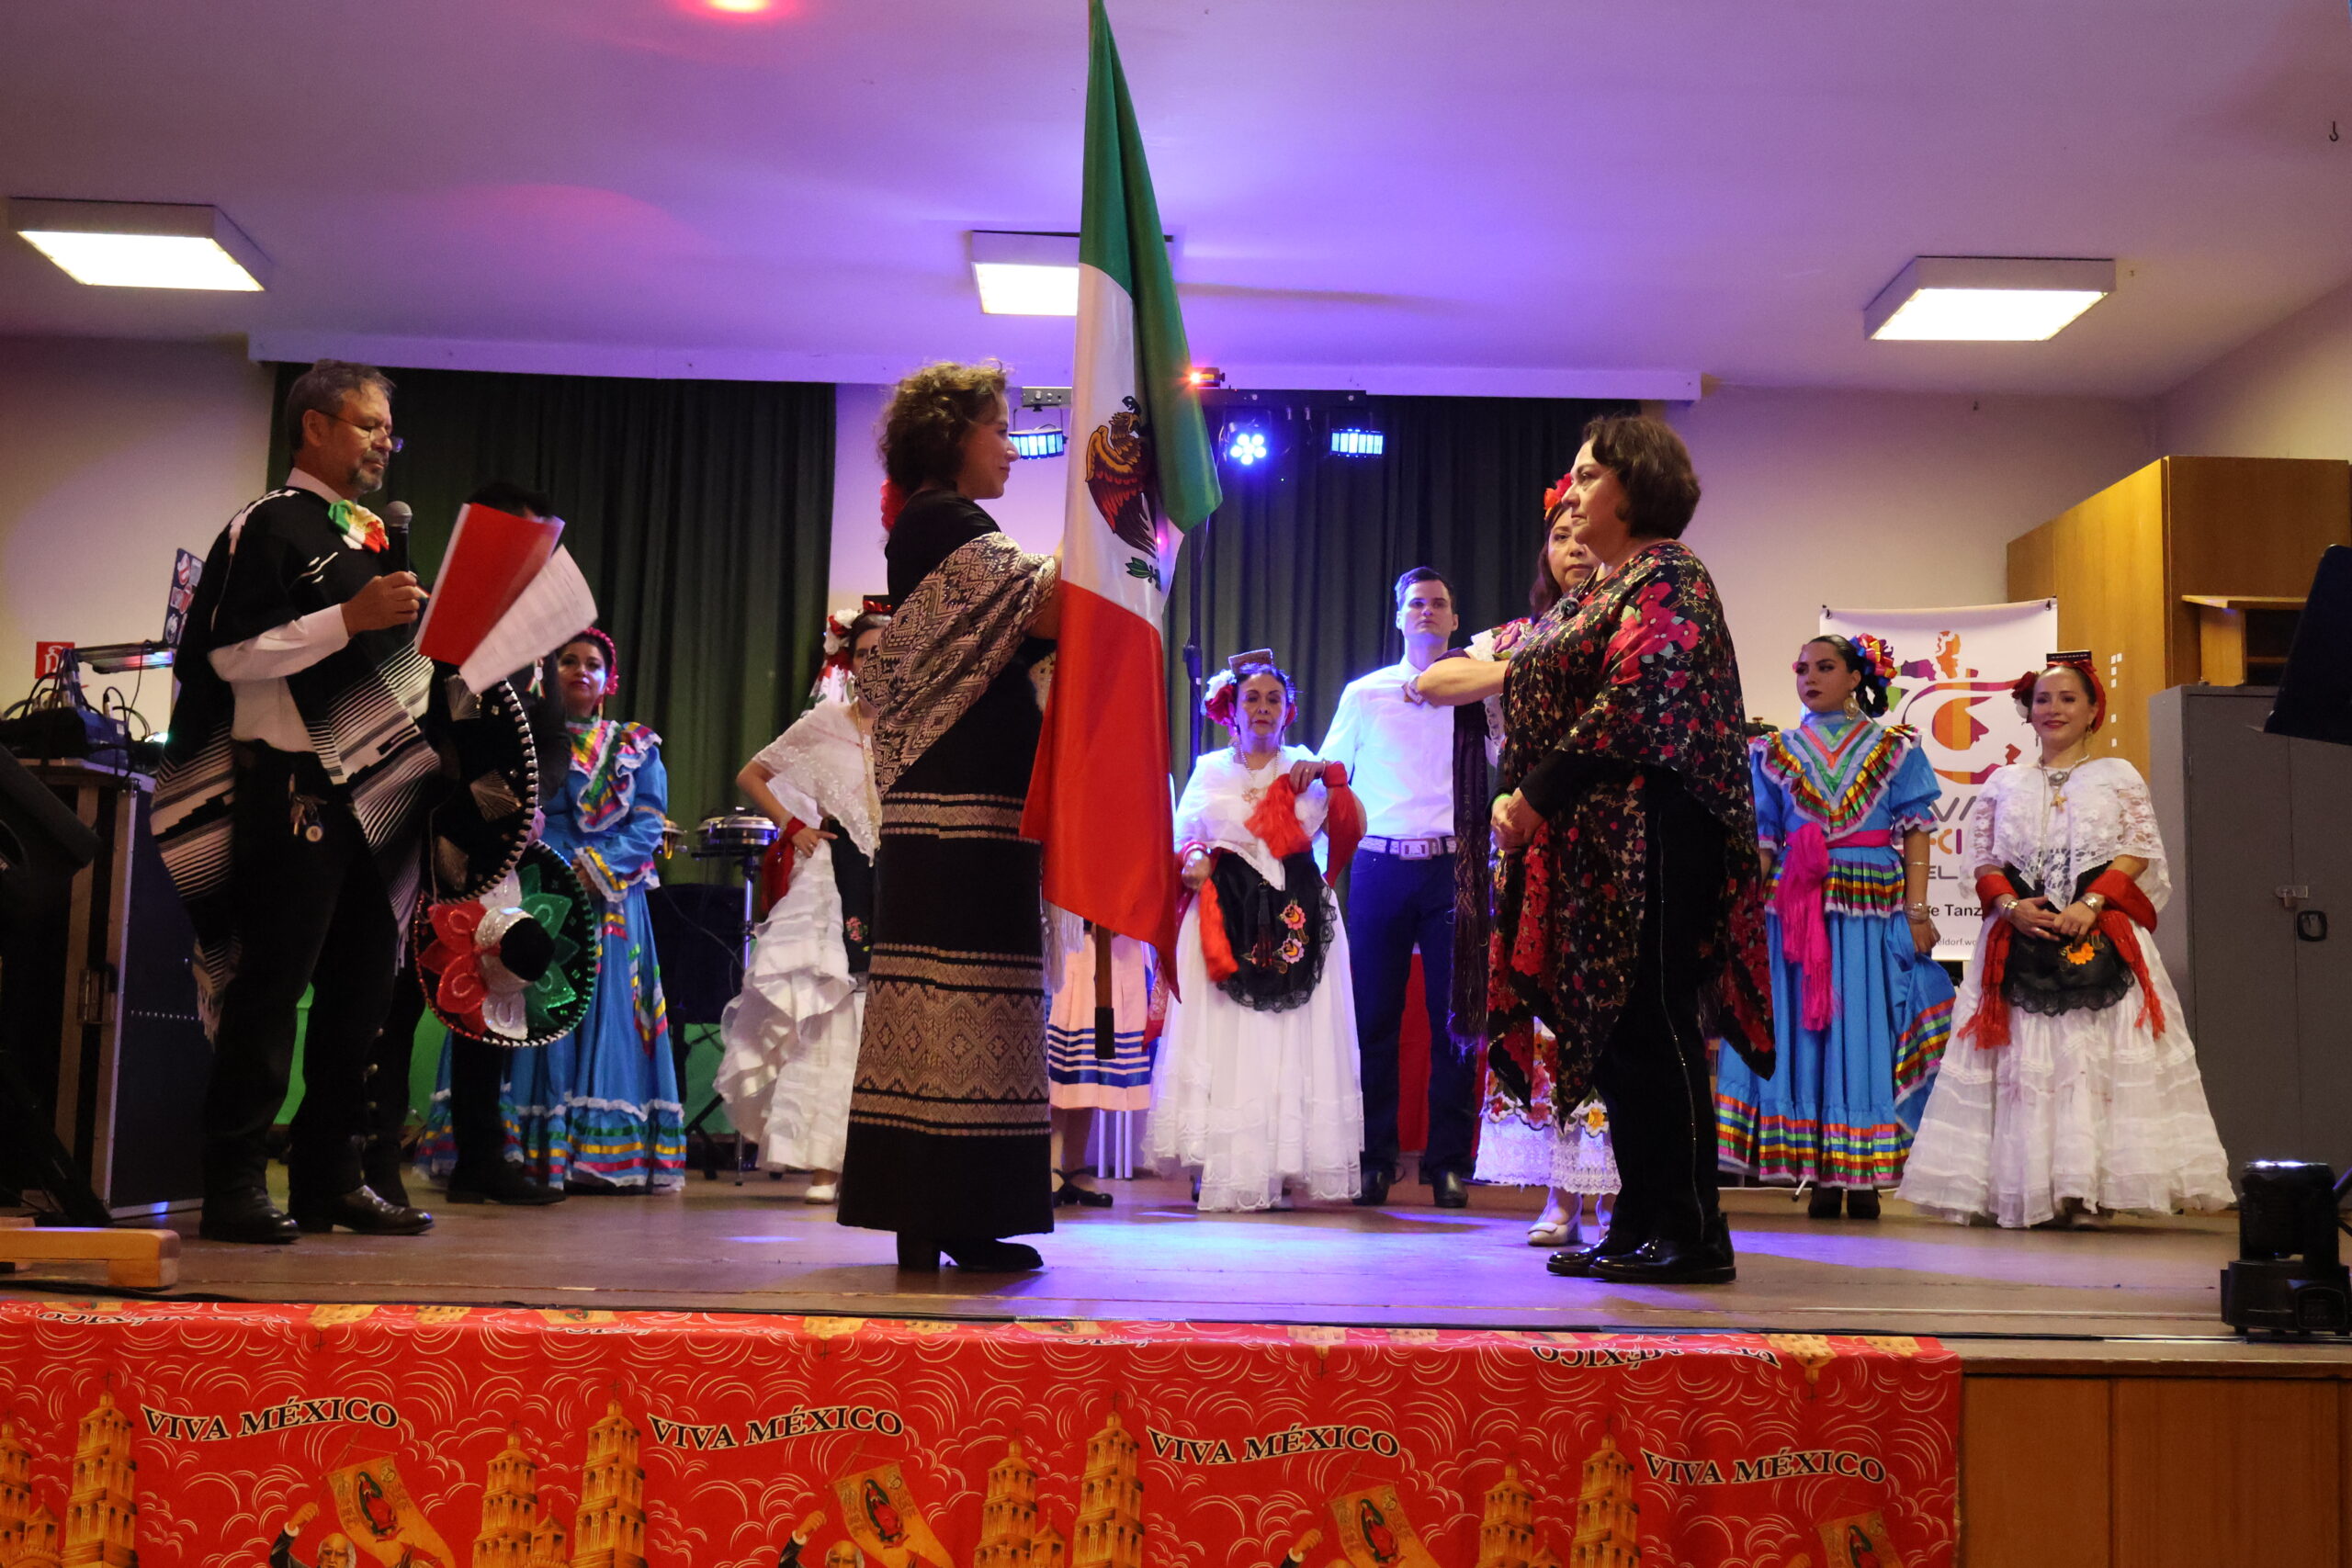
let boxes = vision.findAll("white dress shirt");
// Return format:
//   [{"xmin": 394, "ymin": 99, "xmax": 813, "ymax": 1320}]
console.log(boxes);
[
  {"xmin": 207, "ymin": 469, "xmax": 355, "ymax": 753},
  {"xmin": 1316, "ymin": 658, "xmax": 1454, "ymax": 840}
]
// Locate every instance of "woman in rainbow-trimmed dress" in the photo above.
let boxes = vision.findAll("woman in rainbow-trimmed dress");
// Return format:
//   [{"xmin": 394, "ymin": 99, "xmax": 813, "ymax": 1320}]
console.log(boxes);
[
  {"xmin": 1713, "ymin": 635, "xmax": 1954, "ymax": 1219},
  {"xmin": 501, "ymin": 628, "xmax": 684, "ymax": 1191}
]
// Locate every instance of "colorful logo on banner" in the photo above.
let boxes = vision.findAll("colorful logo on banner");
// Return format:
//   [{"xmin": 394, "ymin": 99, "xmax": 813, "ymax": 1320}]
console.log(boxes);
[
  {"xmin": 1819, "ymin": 600, "xmax": 2058, "ymax": 959},
  {"xmin": 326, "ymin": 1453, "xmax": 456, "ymax": 1567},
  {"xmin": 832, "ymin": 1461, "xmax": 951, "ymax": 1566}
]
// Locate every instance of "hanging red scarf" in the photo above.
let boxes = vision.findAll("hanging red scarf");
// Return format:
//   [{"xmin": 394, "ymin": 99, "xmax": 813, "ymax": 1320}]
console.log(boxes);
[
  {"xmin": 1182, "ymin": 761, "xmax": 1364, "ymax": 984},
  {"xmin": 1961, "ymin": 868, "xmax": 2165, "ymax": 1047}
]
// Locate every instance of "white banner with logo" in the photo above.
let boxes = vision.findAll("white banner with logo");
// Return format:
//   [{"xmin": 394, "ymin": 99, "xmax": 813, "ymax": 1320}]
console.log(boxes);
[{"xmin": 1817, "ymin": 599, "xmax": 2059, "ymax": 960}]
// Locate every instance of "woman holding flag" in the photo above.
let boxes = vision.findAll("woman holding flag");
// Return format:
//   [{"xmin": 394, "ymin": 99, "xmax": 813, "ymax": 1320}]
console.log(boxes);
[{"xmin": 836, "ymin": 362, "xmax": 1063, "ymax": 1273}]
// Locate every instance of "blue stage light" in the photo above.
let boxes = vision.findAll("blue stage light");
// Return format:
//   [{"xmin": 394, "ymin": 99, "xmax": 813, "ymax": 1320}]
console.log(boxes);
[
  {"xmin": 1225, "ymin": 427, "xmax": 1270, "ymax": 467},
  {"xmin": 1329, "ymin": 428, "xmax": 1385, "ymax": 457},
  {"xmin": 1010, "ymin": 426, "xmax": 1067, "ymax": 459}
]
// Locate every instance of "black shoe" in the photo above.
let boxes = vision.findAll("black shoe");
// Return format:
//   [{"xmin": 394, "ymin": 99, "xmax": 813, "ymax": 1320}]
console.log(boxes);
[
  {"xmin": 1847, "ymin": 1187, "xmax": 1882, "ymax": 1221},
  {"xmin": 362, "ymin": 1163, "xmax": 412, "ymax": 1210},
  {"xmin": 198, "ymin": 1191, "xmax": 300, "ymax": 1246},
  {"xmin": 1054, "ymin": 1172, "xmax": 1114, "ymax": 1209},
  {"xmin": 446, "ymin": 1165, "xmax": 566, "ymax": 1206},
  {"xmin": 291, "ymin": 1185, "xmax": 435, "ymax": 1236},
  {"xmin": 1807, "ymin": 1185, "xmax": 1843, "ymax": 1220},
  {"xmin": 1589, "ymin": 1230, "xmax": 1737, "ymax": 1286},
  {"xmin": 897, "ymin": 1234, "xmax": 1043, "ymax": 1271},
  {"xmin": 1547, "ymin": 1219, "xmax": 1649, "ymax": 1277},
  {"xmin": 943, "ymin": 1237, "xmax": 1044, "ymax": 1271},
  {"xmin": 1351, "ymin": 1167, "xmax": 1393, "ymax": 1207},
  {"xmin": 1430, "ymin": 1170, "xmax": 1469, "ymax": 1209}
]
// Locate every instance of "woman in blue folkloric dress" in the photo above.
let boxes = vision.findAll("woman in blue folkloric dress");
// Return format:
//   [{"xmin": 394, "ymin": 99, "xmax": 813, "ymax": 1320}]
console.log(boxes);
[
  {"xmin": 1714, "ymin": 635, "xmax": 1954, "ymax": 1219},
  {"xmin": 426, "ymin": 628, "xmax": 684, "ymax": 1192}
]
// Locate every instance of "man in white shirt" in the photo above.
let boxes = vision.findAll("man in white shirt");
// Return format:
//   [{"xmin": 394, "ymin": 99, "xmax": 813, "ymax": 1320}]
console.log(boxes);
[
  {"xmin": 1317, "ymin": 568, "xmax": 1474, "ymax": 1208},
  {"xmin": 156, "ymin": 360, "xmax": 434, "ymax": 1245}
]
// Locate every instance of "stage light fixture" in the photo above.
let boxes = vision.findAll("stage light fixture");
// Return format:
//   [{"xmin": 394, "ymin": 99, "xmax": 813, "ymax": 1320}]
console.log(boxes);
[
  {"xmin": 1864, "ymin": 256, "xmax": 2113, "ymax": 342},
  {"xmin": 1186, "ymin": 367, "xmax": 1227, "ymax": 389},
  {"xmin": 1224, "ymin": 427, "xmax": 1271, "ymax": 468},
  {"xmin": 10, "ymin": 198, "xmax": 270, "ymax": 291},
  {"xmin": 1010, "ymin": 427, "xmax": 1067, "ymax": 459},
  {"xmin": 968, "ymin": 231, "xmax": 1080, "ymax": 316},
  {"xmin": 1329, "ymin": 428, "xmax": 1385, "ymax": 457},
  {"xmin": 2220, "ymin": 1160, "xmax": 2351, "ymax": 1337}
]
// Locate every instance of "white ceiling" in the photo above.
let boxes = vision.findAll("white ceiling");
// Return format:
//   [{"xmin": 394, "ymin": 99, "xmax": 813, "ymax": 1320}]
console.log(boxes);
[{"xmin": 4, "ymin": 0, "xmax": 2351, "ymax": 397}]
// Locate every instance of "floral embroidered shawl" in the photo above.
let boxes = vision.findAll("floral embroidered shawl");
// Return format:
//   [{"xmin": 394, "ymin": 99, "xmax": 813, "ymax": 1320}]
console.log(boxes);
[{"xmin": 1488, "ymin": 539, "xmax": 1774, "ymax": 1114}]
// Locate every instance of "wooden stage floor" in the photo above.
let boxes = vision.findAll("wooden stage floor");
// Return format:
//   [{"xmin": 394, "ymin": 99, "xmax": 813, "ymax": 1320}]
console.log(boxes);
[{"xmin": 19, "ymin": 1173, "xmax": 2349, "ymax": 1373}]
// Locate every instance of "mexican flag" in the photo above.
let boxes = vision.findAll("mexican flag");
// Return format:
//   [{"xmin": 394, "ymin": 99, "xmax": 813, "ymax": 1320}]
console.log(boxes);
[{"xmin": 1022, "ymin": 0, "xmax": 1222, "ymax": 962}]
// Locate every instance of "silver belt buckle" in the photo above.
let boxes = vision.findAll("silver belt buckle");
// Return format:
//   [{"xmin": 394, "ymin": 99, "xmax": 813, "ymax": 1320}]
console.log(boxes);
[{"xmin": 1397, "ymin": 837, "xmax": 1433, "ymax": 860}]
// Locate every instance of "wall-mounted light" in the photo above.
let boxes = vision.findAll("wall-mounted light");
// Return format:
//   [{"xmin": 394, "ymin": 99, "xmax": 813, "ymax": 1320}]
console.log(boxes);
[
  {"xmin": 10, "ymin": 197, "xmax": 270, "ymax": 291},
  {"xmin": 1865, "ymin": 256, "xmax": 2114, "ymax": 342}
]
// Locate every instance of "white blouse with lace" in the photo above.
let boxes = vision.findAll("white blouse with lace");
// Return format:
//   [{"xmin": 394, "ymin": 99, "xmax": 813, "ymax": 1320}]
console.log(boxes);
[
  {"xmin": 1175, "ymin": 745, "xmax": 1329, "ymax": 886},
  {"xmin": 1967, "ymin": 757, "xmax": 2169, "ymax": 909},
  {"xmin": 751, "ymin": 699, "xmax": 880, "ymax": 860}
]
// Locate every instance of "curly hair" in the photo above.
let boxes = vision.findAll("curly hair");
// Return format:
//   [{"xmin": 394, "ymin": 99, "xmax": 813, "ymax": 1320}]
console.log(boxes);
[
  {"xmin": 1580, "ymin": 413, "xmax": 1702, "ymax": 540},
  {"xmin": 285, "ymin": 358, "xmax": 395, "ymax": 454},
  {"xmin": 878, "ymin": 361, "xmax": 1010, "ymax": 493}
]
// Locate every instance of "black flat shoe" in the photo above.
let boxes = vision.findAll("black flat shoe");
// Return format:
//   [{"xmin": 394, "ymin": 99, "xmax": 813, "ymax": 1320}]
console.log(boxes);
[
  {"xmin": 942, "ymin": 1237, "xmax": 1044, "ymax": 1271},
  {"xmin": 1351, "ymin": 1168, "xmax": 1392, "ymax": 1207},
  {"xmin": 1589, "ymin": 1232, "xmax": 1736, "ymax": 1286},
  {"xmin": 1054, "ymin": 1172, "xmax": 1114, "ymax": 1209},
  {"xmin": 446, "ymin": 1165, "xmax": 566, "ymax": 1206},
  {"xmin": 1807, "ymin": 1185, "xmax": 1843, "ymax": 1219},
  {"xmin": 1430, "ymin": 1170, "xmax": 1469, "ymax": 1209},
  {"xmin": 291, "ymin": 1185, "xmax": 434, "ymax": 1236},
  {"xmin": 199, "ymin": 1192, "xmax": 300, "ymax": 1246},
  {"xmin": 1846, "ymin": 1187, "xmax": 1882, "ymax": 1221}
]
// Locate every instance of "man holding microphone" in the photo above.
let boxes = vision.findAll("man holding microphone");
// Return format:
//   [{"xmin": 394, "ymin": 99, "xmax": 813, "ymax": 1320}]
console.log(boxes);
[{"xmin": 157, "ymin": 359, "xmax": 438, "ymax": 1244}]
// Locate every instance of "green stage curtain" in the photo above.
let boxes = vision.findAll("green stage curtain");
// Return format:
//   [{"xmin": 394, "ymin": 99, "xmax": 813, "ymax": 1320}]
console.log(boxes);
[
  {"xmin": 1164, "ymin": 394, "xmax": 1633, "ymax": 775},
  {"xmin": 267, "ymin": 364, "xmax": 834, "ymax": 868}
]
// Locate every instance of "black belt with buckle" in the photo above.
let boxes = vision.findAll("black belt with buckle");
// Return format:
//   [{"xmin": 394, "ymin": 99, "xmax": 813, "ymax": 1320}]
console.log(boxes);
[{"xmin": 1361, "ymin": 834, "xmax": 1459, "ymax": 860}]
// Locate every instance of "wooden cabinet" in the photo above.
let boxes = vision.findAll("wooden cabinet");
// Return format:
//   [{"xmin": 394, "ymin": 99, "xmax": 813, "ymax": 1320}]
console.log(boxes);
[{"xmin": 2006, "ymin": 457, "xmax": 2349, "ymax": 773}]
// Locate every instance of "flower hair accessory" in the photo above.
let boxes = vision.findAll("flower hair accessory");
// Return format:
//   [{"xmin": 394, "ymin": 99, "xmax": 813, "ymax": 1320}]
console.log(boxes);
[
  {"xmin": 1541, "ymin": 471, "xmax": 1575, "ymax": 514},
  {"xmin": 1203, "ymin": 669, "xmax": 1240, "ymax": 728},
  {"xmin": 1850, "ymin": 632, "xmax": 1898, "ymax": 684},
  {"xmin": 2011, "ymin": 650, "xmax": 2107, "ymax": 732}
]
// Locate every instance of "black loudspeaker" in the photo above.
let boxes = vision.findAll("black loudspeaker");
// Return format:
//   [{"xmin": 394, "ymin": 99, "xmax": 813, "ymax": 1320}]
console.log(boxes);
[
  {"xmin": 0, "ymin": 745, "xmax": 112, "ymax": 1225},
  {"xmin": 2221, "ymin": 1161, "xmax": 2352, "ymax": 1337},
  {"xmin": 2266, "ymin": 544, "xmax": 2352, "ymax": 747},
  {"xmin": 644, "ymin": 882, "xmax": 749, "ymax": 1029}
]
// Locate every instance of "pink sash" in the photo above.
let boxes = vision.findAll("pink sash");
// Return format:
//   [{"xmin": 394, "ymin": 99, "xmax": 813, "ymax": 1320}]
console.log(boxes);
[{"xmin": 1772, "ymin": 827, "xmax": 1893, "ymax": 1029}]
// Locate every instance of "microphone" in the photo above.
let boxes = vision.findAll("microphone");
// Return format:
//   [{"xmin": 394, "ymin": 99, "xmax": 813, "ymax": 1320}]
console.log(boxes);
[{"xmin": 383, "ymin": 501, "xmax": 413, "ymax": 576}]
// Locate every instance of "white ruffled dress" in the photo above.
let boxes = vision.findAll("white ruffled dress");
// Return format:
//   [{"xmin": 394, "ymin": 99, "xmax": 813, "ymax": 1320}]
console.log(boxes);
[
  {"xmin": 1897, "ymin": 758, "xmax": 2233, "ymax": 1228},
  {"xmin": 1147, "ymin": 747, "xmax": 1364, "ymax": 1212},
  {"xmin": 715, "ymin": 700, "xmax": 879, "ymax": 1174}
]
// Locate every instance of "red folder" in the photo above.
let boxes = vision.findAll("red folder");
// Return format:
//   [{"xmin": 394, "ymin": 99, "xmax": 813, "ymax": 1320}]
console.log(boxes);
[{"xmin": 416, "ymin": 503, "xmax": 564, "ymax": 669}]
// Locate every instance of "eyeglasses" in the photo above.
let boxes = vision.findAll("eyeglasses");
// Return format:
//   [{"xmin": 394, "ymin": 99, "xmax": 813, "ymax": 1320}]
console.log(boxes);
[{"xmin": 328, "ymin": 412, "xmax": 404, "ymax": 453}]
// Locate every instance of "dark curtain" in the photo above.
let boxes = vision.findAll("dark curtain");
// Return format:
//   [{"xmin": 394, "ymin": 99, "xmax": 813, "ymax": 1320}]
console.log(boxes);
[
  {"xmin": 267, "ymin": 365, "xmax": 834, "ymax": 874},
  {"xmin": 1164, "ymin": 394, "xmax": 1633, "ymax": 777}
]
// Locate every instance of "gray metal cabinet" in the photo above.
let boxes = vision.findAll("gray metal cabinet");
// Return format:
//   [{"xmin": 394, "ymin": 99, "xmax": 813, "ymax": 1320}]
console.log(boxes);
[{"xmin": 2148, "ymin": 685, "xmax": 2352, "ymax": 1179}]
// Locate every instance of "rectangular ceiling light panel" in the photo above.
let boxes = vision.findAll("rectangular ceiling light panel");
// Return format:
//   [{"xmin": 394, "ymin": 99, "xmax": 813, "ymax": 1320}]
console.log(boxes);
[
  {"xmin": 1866, "ymin": 256, "xmax": 2114, "ymax": 342},
  {"xmin": 9, "ymin": 197, "xmax": 270, "ymax": 290},
  {"xmin": 969, "ymin": 231, "xmax": 1081, "ymax": 316}
]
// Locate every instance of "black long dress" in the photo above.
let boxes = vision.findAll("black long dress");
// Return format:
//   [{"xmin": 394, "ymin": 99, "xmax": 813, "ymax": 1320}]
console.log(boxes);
[{"xmin": 837, "ymin": 491, "xmax": 1057, "ymax": 1241}]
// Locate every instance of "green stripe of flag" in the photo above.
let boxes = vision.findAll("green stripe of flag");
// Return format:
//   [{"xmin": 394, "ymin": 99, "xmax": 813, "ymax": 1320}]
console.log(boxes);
[{"xmin": 1083, "ymin": 0, "xmax": 1222, "ymax": 533}]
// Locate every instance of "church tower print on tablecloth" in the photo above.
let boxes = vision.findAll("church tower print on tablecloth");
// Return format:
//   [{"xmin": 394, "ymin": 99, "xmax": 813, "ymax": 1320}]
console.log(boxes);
[
  {"xmin": 62, "ymin": 1395, "xmax": 135, "ymax": 1568},
  {"xmin": 973, "ymin": 1441, "xmax": 1067, "ymax": 1568},
  {"xmin": 1567, "ymin": 1434, "xmax": 1638, "ymax": 1567},
  {"xmin": 472, "ymin": 1431, "xmax": 568, "ymax": 1568},
  {"xmin": 571, "ymin": 1402, "xmax": 648, "ymax": 1568},
  {"xmin": 1474, "ymin": 1463, "xmax": 1561, "ymax": 1568},
  {"xmin": 0, "ymin": 1421, "xmax": 63, "ymax": 1568},
  {"xmin": 1070, "ymin": 1413, "xmax": 1141, "ymax": 1568}
]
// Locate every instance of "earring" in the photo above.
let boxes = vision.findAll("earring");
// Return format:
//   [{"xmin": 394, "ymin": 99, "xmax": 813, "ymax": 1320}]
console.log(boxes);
[{"xmin": 1843, "ymin": 694, "xmax": 1864, "ymax": 716}]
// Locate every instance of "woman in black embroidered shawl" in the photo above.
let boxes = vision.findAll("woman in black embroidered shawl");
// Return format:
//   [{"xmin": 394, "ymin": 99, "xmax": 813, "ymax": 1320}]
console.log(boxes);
[
  {"xmin": 837, "ymin": 363, "xmax": 1062, "ymax": 1271},
  {"xmin": 1489, "ymin": 415, "xmax": 1773, "ymax": 1286}
]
